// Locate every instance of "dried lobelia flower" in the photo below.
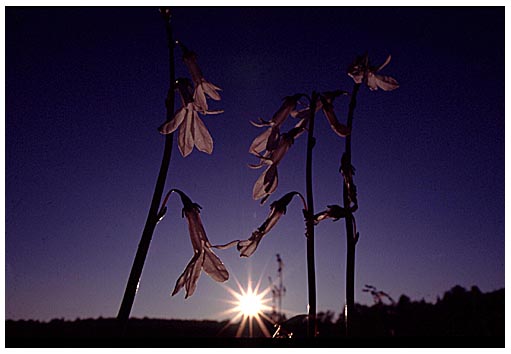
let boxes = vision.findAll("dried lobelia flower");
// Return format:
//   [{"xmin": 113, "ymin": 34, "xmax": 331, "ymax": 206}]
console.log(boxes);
[
  {"xmin": 158, "ymin": 189, "xmax": 229, "ymax": 299},
  {"xmin": 348, "ymin": 53, "xmax": 399, "ymax": 91},
  {"xmin": 178, "ymin": 41, "xmax": 222, "ymax": 112},
  {"xmin": 237, "ymin": 191, "xmax": 307, "ymax": 257},
  {"xmin": 250, "ymin": 127, "xmax": 305, "ymax": 204},
  {"xmin": 158, "ymin": 78, "xmax": 223, "ymax": 157},
  {"xmin": 249, "ymin": 94, "xmax": 304, "ymax": 155}
]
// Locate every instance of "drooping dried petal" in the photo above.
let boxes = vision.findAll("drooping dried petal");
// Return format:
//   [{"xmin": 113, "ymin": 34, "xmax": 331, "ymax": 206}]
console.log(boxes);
[
  {"xmin": 263, "ymin": 164, "xmax": 278, "ymax": 192},
  {"xmin": 194, "ymin": 81, "xmax": 222, "ymax": 112},
  {"xmin": 248, "ymin": 160, "xmax": 267, "ymax": 169},
  {"xmin": 201, "ymin": 81, "xmax": 222, "ymax": 101},
  {"xmin": 266, "ymin": 126, "xmax": 281, "ymax": 151},
  {"xmin": 172, "ymin": 247, "xmax": 205, "ymax": 298},
  {"xmin": 159, "ymin": 107, "xmax": 187, "ymax": 135},
  {"xmin": 201, "ymin": 108, "xmax": 224, "ymax": 115},
  {"xmin": 269, "ymin": 134, "xmax": 294, "ymax": 165},
  {"xmin": 249, "ymin": 128, "xmax": 272, "ymax": 156},
  {"xmin": 193, "ymin": 115, "xmax": 214, "ymax": 154},
  {"xmin": 376, "ymin": 54, "xmax": 392, "ymax": 72},
  {"xmin": 178, "ymin": 107, "xmax": 195, "ymax": 157},
  {"xmin": 253, "ymin": 165, "xmax": 278, "ymax": 202},
  {"xmin": 250, "ymin": 118, "xmax": 272, "ymax": 128},
  {"xmin": 372, "ymin": 74, "xmax": 399, "ymax": 91},
  {"xmin": 202, "ymin": 247, "xmax": 229, "ymax": 282}
]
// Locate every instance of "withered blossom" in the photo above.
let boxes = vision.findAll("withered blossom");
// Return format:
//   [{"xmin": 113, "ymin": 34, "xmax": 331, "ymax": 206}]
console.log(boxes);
[
  {"xmin": 348, "ymin": 54, "xmax": 399, "ymax": 91},
  {"xmin": 237, "ymin": 192, "xmax": 307, "ymax": 257},
  {"xmin": 178, "ymin": 42, "xmax": 221, "ymax": 111},
  {"xmin": 250, "ymin": 127, "xmax": 304, "ymax": 204},
  {"xmin": 314, "ymin": 200, "xmax": 359, "ymax": 244},
  {"xmin": 158, "ymin": 78, "xmax": 222, "ymax": 157},
  {"xmin": 313, "ymin": 204, "xmax": 349, "ymax": 224},
  {"xmin": 159, "ymin": 189, "xmax": 229, "ymax": 299},
  {"xmin": 249, "ymin": 94, "xmax": 304, "ymax": 155}
]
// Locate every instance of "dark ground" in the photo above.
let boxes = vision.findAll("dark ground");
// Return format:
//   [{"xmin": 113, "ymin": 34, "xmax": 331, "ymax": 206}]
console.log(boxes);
[{"xmin": 6, "ymin": 285, "xmax": 504, "ymax": 347}]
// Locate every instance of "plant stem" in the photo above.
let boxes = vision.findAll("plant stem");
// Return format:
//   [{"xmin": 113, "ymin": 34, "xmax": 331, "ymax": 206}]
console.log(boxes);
[
  {"xmin": 117, "ymin": 12, "xmax": 176, "ymax": 328},
  {"xmin": 305, "ymin": 92, "xmax": 318, "ymax": 338},
  {"xmin": 343, "ymin": 82, "xmax": 360, "ymax": 337}
]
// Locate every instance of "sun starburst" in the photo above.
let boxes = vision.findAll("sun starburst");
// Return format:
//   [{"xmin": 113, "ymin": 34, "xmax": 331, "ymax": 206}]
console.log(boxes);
[{"xmin": 219, "ymin": 274, "xmax": 274, "ymax": 337}]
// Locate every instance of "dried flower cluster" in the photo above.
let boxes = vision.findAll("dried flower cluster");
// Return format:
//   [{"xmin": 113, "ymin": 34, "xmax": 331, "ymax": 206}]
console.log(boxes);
[
  {"xmin": 159, "ymin": 42, "xmax": 223, "ymax": 157},
  {"xmin": 151, "ymin": 51, "xmax": 399, "ymax": 306},
  {"xmin": 249, "ymin": 91, "xmax": 352, "ymax": 204}
]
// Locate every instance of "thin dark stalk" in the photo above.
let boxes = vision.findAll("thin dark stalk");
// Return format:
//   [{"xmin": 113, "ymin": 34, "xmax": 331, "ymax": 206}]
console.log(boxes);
[
  {"xmin": 343, "ymin": 82, "xmax": 360, "ymax": 337},
  {"xmin": 117, "ymin": 12, "xmax": 176, "ymax": 328},
  {"xmin": 305, "ymin": 92, "xmax": 318, "ymax": 338}
]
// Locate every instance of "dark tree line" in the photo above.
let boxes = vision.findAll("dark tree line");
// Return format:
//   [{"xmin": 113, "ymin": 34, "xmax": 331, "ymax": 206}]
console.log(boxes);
[
  {"xmin": 6, "ymin": 285, "xmax": 504, "ymax": 347},
  {"xmin": 309, "ymin": 285, "xmax": 504, "ymax": 338}
]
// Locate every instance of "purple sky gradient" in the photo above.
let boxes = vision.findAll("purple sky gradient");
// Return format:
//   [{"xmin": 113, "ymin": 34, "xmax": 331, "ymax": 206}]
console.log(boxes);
[{"xmin": 5, "ymin": 7, "xmax": 504, "ymax": 321}]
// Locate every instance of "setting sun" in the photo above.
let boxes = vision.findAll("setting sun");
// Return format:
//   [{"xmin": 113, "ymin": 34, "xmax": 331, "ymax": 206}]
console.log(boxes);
[
  {"xmin": 219, "ymin": 275, "xmax": 273, "ymax": 337},
  {"xmin": 236, "ymin": 288, "xmax": 264, "ymax": 317}
]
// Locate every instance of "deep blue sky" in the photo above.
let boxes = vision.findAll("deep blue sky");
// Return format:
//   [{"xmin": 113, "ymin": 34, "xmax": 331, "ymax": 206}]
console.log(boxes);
[{"xmin": 5, "ymin": 7, "xmax": 504, "ymax": 321}]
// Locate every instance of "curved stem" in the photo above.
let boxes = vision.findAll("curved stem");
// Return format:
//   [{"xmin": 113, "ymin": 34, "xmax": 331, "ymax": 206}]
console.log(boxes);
[
  {"xmin": 305, "ymin": 91, "xmax": 318, "ymax": 337},
  {"xmin": 117, "ymin": 12, "xmax": 176, "ymax": 327},
  {"xmin": 343, "ymin": 82, "xmax": 360, "ymax": 337},
  {"xmin": 292, "ymin": 191, "xmax": 308, "ymax": 212}
]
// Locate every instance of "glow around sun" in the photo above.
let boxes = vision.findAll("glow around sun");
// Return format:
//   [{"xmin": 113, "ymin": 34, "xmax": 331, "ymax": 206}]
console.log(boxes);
[
  {"xmin": 219, "ymin": 275, "xmax": 273, "ymax": 337},
  {"xmin": 235, "ymin": 286, "xmax": 265, "ymax": 317}
]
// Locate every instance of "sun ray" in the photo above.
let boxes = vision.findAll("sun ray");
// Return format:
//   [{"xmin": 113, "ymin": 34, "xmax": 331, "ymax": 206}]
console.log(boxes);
[
  {"xmin": 254, "ymin": 312, "xmax": 272, "ymax": 337},
  {"xmin": 236, "ymin": 314, "xmax": 248, "ymax": 337},
  {"xmin": 215, "ymin": 271, "xmax": 275, "ymax": 337}
]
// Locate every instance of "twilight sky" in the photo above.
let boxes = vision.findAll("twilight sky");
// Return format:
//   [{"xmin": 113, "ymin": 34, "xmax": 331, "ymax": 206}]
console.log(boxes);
[{"xmin": 5, "ymin": 6, "xmax": 504, "ymax": 322}]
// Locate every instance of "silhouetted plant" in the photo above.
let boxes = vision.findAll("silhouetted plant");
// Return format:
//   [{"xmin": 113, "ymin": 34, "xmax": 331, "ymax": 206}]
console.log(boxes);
[
  {"xmin": 222, "ymin": 91, "xmax": 350, "ymax": 337},
  {"xmin": 343, "ymin": 53, "xmax": 398, "ymax": 336},
  {"xmin": 343, "ymin": 53, "xmax": 399, "ymax": 336},
  {"xmin": 313, "ymin": 53, "xmax": 398, "ymax": 337},
  {"xmin": 117, "ymin": 8, "xmax": 223, "ymax": 326}
]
